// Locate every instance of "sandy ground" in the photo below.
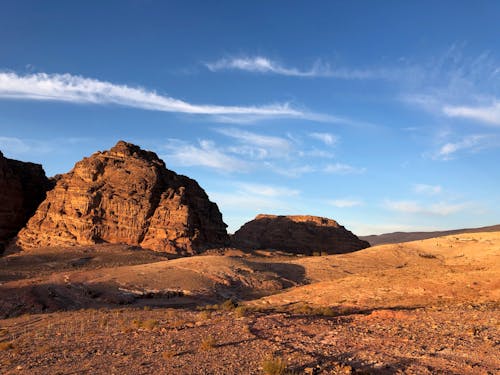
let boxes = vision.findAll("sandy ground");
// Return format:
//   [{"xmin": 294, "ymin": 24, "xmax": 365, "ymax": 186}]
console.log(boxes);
[{"xmin": 0, "ymin": 232, "xmax": 498, "ymax": 374}]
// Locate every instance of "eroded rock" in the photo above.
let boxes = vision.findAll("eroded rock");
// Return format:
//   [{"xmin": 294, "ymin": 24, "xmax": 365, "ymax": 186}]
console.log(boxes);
[
  {"xmin": 231, "ymin": 214, "xmax": 369, "ymax": 254},
  {"xmin": 16, "ymin": 141, "xmax": 229, "ymax": 254},
  {"xmin": 0, "ymin": 151, "xmax": 50, "ymax": 252}
]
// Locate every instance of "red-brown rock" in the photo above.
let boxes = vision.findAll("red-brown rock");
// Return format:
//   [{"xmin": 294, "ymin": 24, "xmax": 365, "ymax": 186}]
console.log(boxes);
[
  {"xmin": 231, "ymin": 214, "xmax": 369, "ymax": 255},
  {"xmin": 0, "ymin": 151, "xmax": 50, "ymax": 252},
  {"xmin": 16, "ymin": 141, "xmax": 229, "ymax": 254}
]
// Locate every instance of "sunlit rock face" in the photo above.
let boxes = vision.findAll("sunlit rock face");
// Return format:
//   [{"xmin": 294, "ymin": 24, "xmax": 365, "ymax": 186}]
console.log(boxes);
[
  {"xmin": 16, "ymin": 141, "xmax": 229, "ymax": 254},
  {"xmin": 0, "ymin": 151, "xmax": 50, "ymax": 252},
  {"xmin": 232, "ymin": 214, "xmax": 369, "ymax": 255}
]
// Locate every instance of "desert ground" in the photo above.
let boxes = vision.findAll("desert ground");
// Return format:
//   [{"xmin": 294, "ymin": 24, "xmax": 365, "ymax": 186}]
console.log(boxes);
[{"xmin": 0, "ymin": 231, "xmax": 498, "ymax": 374}]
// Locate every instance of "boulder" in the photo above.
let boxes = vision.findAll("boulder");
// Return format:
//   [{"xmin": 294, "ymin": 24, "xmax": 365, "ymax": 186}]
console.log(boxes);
[
  {"xmin": 0, "ymin": 151, "xmax": 50, "ymax": 252},
  {"xmin": 16, "ymin": 141, "xmax": 229, "ymax": 254},
  {"xmin": 231, "ymin": 214, "xmax": 369, "ymax": 255}
]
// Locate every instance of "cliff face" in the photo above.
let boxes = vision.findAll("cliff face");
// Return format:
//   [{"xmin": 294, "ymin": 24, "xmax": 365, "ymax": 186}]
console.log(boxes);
[
  {"xmin": 232, "ymin": 214, "xmax": 369, "ymax": 255},
  {"xmin": 0, "ymin": 152, "xmax": 50, "ymax": 252},
  {"xmin": 16, "ymin": 141, "xmax": 229, "ymax": 254}
]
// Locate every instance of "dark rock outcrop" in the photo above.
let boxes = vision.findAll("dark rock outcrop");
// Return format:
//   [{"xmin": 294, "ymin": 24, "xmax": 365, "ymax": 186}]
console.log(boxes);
[
  {"xmin": 0, "ymin": 151, "xmax": 50, "ymax": 252},
  {"xmin": 232, "ymin": 214, "xmax": 369, "ymax": 255},
  {"xmin": 16, "ymin": 141, "xmax": 229, "ymax": 254}
]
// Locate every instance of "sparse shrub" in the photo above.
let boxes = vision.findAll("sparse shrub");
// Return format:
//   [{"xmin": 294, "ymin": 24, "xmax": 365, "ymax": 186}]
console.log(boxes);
[
  {"xmin": 234, "ymin": 306, "xmax": 248, "ymax": 317},
  {"xmin": 142, "ymin": 319, "xmax": 159, "ymax": 330},
  {"xmin": 199, "ymin": 335, "xmax": 217, "ymax": 350},
  {"xmin": 130, "ymin": 318, "xmax": 158, "ymax": 330},
  {"xmin": 198, "ymin": 310, "xmax": 212, "ymax": 320},
  {"xmin": 0, "ymin": 342, "xmax": 13, "ymax": 351},
  {"xmin": 262, "ymin": 355, "xmax": 287, "ymax": 375},
  {"xmin": 418, "ymin": 252, "xmax": 437, "ymax": 259},
  {"xmin": 162, "ymin": 350, "xmax": 176, "ymax": 359},
  {"xmin": 290, "ymin": 303, "xmax": 336, "ymax": 317},
  {"xmin": 332, "ymin": 362, "xmax": 353, "ymax": 374},
  {"xmin": 221, "ymin": 299, "xmax": 238, "ymax": 310}
]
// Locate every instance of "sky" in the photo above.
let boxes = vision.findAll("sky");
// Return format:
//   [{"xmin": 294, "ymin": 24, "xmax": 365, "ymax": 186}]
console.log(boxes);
[{"xmin": 1, "ymin": 1, "xmax": 499, "ymax": 235}]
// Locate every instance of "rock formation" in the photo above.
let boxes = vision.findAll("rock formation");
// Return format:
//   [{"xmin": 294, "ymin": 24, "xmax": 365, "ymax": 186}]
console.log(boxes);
[
  {"xmin": 16, "ymin": 141, "xmax": 229, "ymax": 254},
  {"xmin": 0, "ymin": 151, "xmax": 50, "ymax": 252},
  {"xmin": 232, "ymin": 214, "xmax": 369, "ymax": 255}
]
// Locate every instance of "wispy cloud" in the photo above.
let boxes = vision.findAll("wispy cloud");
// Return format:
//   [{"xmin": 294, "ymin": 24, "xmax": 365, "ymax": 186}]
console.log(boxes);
[
  {"xmin": 205, "ymin": 56, "xmax": 395, "ymax": 79},
  {"xmin": 235, "ymin": 182, "xmax": 300, "ymax": 197},
  {"xmin": 160, "ymin": 139, "xmax": 250, "ymax": 173},
  {"xmin": 324, "ymin": 162, "xmax": 366, "ymax": 174},
  {"xmin": 0, "ymin": 71, "xmax": 331, "ymax": 122},
  {"xmin": 384, "ymin": 200, "xmax": 467, "ymax": 216},
  {"xmin": 215, "ymin": 128, "xmax": 292, "ymax": 159},
  {"xmin": 308, "ymin": 132, "xmax": 338, "ymax": 146},
  {"xmin": 433, "ymin": 134, "xmax": 493, "ymax": 160},
  {"xmin": 329, "ymin": 199, "xmax": 363, "ymax": 208},
  {"xmin": 443, "ymin": 101, "xmax": 500, "ymax": 126},
  {"xmin": 413, "ymin": 184, "xmax": 442, "ymax": 195}
]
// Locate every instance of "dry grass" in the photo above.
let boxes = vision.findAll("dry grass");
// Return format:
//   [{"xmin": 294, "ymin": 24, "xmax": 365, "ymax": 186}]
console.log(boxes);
[
  {"xmin": 199, "ymin": 335, "xmax": 217, "ymax": 350},
  {"xmin": 262, "ymin": 355, "xmax": 287, "ymax": 375}
]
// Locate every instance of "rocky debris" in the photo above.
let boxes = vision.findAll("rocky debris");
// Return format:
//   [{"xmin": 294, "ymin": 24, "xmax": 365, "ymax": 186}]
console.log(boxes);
[
  {"xmin": 0, "ymin": 151, "xmax": 50, "ymax": 252},
  {"xmin": 232, "ymin": 214, "xmax": 369, "ymax": 255},
  {"xmin": 16, "ymin": 141, "xmax": 229, "ymax": 254}
]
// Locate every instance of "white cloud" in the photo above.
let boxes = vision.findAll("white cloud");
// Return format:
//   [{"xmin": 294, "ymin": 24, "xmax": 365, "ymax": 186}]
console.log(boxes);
[
  {"xmin": 235, "ymin": 182, "xmax": 300, "ymax": 197},
  {"xmin": 308, "ymin": 132, "xmax": 338, "ymax": 146},
  {"xmin": 0, "ymin": 136, "xmax": 33, "ymax": 154},
  {"xmin": 413, "ymin": 184, "xmax": 442, "ymax": 195},
  {"xmin": 0, "ymin": 71, "xmax": 330, "ymax": 122},
  {"xmin": 205, "ymin": 56, "xmax": 395, "ymax": 79},
  {"xmin": 443, "ymin": 101, "xmax": 500, "ymax": 126},
  {"xmin": 216, "ymin": 128, "xmax": 292, "ymax": 159},
  {"xmin": 434, "ymin": 134, "xmax": 492, "ymax": 160},
  {"xmin": 329, "ymin": 199, "xmax": 363, "ymax": 208},
  {"xmin": 161, "ymin": 139, "xmax": 250, "ymax": 173},
  {"xmin": 324, "ymin": 162, "xmax": 366, "ymax": 174},
  {"xmin": 384, "ymin": 200, "xmax": 467, "ymax": 216}
]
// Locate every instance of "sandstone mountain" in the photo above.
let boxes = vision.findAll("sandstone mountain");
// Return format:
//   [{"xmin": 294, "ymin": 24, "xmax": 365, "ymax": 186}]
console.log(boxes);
[
  {"xmin": 16, "ymin": 141, "xmax": 229, "ymax": 254},
  {"xmin": 0, "ymin": 151, "xmax": 50, "ymax": 252},
  {"xmin": 231, "ymin": 214, "xmax": 369, "ymax": 254}
]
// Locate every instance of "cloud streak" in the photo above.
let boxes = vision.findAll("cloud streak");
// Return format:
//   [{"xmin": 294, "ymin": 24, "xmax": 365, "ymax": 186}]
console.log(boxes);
[
  {"xmin": 205, "ymin": 56, "xmax": 393, "ymax": 79},
  {"xmin": 0, "ymin": 71, "xmax": 330, "ymax": 122},
  {"xmin": 161, "ymin": 139, "xmax": 250, "ymax": 173},
  {"xmin": 433, "ymin": 134, "xmax": 493, "ymax": 160},
  {"xmin": 384, "ymin": 200, "xmax": 467, "ymax": 216},
  {"xmin": 443, "ymin": 101, "xmax": 500, "ymax": 126}
]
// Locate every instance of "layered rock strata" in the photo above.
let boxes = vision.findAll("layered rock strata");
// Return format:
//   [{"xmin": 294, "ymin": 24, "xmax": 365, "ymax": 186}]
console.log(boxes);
[
  {"xmin": 0, "ymin": 152, "xmax": 50, "ymax": 252},
  {"xmin": 16, "ymin": 141, "xmax": 229, "ymax": 254},
  {"xmin": 232, "ymin": 214, "xmax": 369, "ymax": 255}
]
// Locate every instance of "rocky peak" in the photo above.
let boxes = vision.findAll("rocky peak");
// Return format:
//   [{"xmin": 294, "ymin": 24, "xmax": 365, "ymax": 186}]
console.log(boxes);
[
  {"xmin": 232, "ymin": 214, "xmax": 369, "ymax": 255},
  {"xmin": 16, "ymin": 141, "xmax": 229, "ymax": 254},
  {"xmin": 0, "ymin": 152, "xmax": 50, "ymax": 252}
]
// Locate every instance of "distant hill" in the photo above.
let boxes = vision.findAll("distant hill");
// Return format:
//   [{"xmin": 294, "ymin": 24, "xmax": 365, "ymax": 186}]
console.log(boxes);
[{"xmin": 360, "ymin": 224, "xmax": 500, "ymax": 246}]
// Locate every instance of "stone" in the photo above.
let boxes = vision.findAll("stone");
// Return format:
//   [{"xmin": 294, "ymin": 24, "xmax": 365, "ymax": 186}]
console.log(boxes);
[
  {"xmin": 16, "ymin": 141, "xmax": 229, "ymax": 254},
  {"xmin": 231, "ymin": 214, "xmax": 369, "ymax": 255},
  {"xmin": 0, "ymin": 151, "xmax": 50, "ymax": 252}
]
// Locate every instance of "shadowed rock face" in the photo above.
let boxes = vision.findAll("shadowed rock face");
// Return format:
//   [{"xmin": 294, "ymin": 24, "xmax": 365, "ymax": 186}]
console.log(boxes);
[
  {"xmin": 16, "ymin": 141, "xmax": 229, "ymax": 254},
  {"xmin": 0, "ymin": 151, "xmax": 51, "ymax": 252},
  {"xmin": 232, "ymin": 214, "xmax": 369, "ymax": 255}
]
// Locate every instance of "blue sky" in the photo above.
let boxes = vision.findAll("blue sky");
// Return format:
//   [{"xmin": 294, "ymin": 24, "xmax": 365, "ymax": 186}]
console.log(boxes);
[{"xmin": 1, "ymin": 1, "xmax": 499, "ymax": 234}]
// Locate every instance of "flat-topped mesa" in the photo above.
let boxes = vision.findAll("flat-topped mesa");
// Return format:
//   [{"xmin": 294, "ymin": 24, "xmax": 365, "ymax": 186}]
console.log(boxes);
[
  {"xmin": 0, "ymin": 151, "xmax": 51, "ymax": 252},
  {"xmin": 232, "ymin": 214, "xmax": 369, "ymax": 255},
  {"xmin": 16, "ymin": 141, "xmax": 229, "ymax": 254},
  {"xmin": 255, "ymin": 214, "xmax": 341, "ymax": 227}
]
